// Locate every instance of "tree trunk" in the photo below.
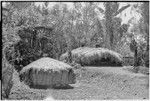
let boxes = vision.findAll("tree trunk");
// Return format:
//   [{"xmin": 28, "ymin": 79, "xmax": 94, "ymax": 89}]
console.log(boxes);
[
  {"xmin": 103, "ymin": 3, "xmax": 130, "ymax": 50},
  {"xmin": 68, "ymin": 48, "xmax": 72, "ymax": 63},
  {"xmin": 105, "ymin": 3, "xmax": 113, "ymax": 50},
  {"xmin": 133, "ymin": 40, "xmax": 139, "ymax": 73}
]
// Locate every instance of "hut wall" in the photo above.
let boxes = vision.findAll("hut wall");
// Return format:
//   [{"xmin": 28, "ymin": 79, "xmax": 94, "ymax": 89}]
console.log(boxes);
[
  {"xmin": 47, "ymin": 71, "xmax": 53, "ymax": 85},
  {"xmin": 41, "ymin": 71, "xmax": 46, "ymax": 86},
  {"xmin": 45, "ymin": 71, "xmax": 49, "ymax": 86},
  {"xmin": 53, "ymin": 71, "xmax": 62, "ymax": 85},
  {"xmin": 68, "ymin": 69, "xmax": 76, "ymax": 84},
  {"xmin": 31, "ymin": 70, "xmax": 63, "ymax": 86},
  {"xmin": 61, "ymin": 70, "xmax": 69, "ymax": 84},
  {"xmin": 29, "ymin": 69, "xmax": 76, "ymax": 87},
  {"xmin": 38, "ymin": 71, "xmax": 44, "ymax": 85},
  {"xmin": 32, "ymin": 70, "xmax": 36, "ymax": 85}
]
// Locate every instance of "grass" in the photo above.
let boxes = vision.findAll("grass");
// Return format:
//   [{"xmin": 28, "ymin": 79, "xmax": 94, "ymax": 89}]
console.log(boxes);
[
  {"xmin": 6, "ymin": 66, "xmax": 149, "ymax": 100},
  {"xmin": 60, "ymin": 47, "xmax": 123, "ymax": 66},
  {"xmin": 123, "ymin": 66, "xmax": 149, "ymax": 75}
]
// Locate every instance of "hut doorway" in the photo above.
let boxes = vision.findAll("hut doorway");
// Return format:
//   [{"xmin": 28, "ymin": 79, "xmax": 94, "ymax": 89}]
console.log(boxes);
[{"xmin": 90, "ymin": 57, "xmax": 119, "ymax": 67}]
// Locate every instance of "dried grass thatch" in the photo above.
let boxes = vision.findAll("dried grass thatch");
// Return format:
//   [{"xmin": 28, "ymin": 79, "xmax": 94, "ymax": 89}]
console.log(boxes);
[
  {"xmin": 19, "ymin": 57, "xmax": 76, "ymax": 88},
  {"xmin": 60, "ymin": 47, "xmax": 123, "ymax": 66}
]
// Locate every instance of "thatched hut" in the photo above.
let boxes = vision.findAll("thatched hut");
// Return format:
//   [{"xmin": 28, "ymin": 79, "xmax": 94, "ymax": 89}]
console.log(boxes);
[
  {"xmin": 60, "ymin": 47, "xmax": 123, "ymax": 66},
  {"xmin": 19, "ymin": 57, "xmax": 76, "ymax": 88}
]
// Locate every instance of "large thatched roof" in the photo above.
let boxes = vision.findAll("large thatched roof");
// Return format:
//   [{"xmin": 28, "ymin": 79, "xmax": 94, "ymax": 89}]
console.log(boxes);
[
  {"xmin": 60, "ymin": 47, "xmax": 123, "ymax": 66},
  {"xmin": 20, "ymin": 57, "xmax": 73, "ymax": 74}
]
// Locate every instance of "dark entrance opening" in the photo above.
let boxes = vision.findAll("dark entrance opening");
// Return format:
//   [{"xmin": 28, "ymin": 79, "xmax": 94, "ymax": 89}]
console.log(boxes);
[{"xmin": 86, "ymin": 57, "xmax": 122, "ymax": 67}]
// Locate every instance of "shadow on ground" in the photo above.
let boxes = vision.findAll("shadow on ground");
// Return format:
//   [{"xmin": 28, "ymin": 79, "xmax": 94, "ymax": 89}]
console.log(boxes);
[{"xmin": 29, "ymin": 84, "xmax": 74, "ymax": 90}]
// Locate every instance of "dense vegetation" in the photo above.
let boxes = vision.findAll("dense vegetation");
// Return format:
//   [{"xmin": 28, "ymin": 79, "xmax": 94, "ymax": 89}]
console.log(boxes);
[{"xmin": 2, "ymin": 2, "xmax": 149, "ymax": 99}]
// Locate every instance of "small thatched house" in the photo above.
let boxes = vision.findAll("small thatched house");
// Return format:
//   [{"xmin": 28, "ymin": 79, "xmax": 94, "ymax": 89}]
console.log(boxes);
[
  {"xmin": 19, "ymin": 57, "xmax": 76, "ymax": 88},
  {"xmin": 60, "ymin": 47, "xmax": 123, "ymax": 66}
]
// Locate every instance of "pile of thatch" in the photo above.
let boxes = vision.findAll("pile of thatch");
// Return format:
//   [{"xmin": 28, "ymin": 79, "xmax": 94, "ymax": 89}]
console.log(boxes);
[
  {"xmin": 60, "ymin": 47, "xmax": 123, "ymax": 66},
  {"xmin": 19, "ymin": 57, "xmax": 76, "ymax": 88}
]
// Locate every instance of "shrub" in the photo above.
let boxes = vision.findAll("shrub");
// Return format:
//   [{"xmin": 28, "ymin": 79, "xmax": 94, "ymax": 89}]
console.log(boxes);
[
  {"xmin": 123, "ymin": 57, "xmax": 134, "ymax": 66},
  {"xmin": 68, "ymin": 61, "xmax": 82, "ymax": 69},
  {"xmin": 2, "ymin": 59, "xmax": 14, "ymax": 99},
  {"xmin": 5, "ymin": 26, "xmax": 67, "ymax": 72}
]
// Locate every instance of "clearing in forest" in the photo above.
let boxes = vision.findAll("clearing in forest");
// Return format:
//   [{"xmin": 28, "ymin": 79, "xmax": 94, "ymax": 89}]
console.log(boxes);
[{"xmin": 8, "ymin": 66, "xmax": 149, "ymax": 100}]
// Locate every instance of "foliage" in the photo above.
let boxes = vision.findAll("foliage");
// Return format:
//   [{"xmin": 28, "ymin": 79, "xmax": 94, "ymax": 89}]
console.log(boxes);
[
  {"xmin": 128, "ymin": 2, "xmax": 149, "ymax": 68},
  {"xmin": 2, "ymin": 58, "xmax": 14, "ymax": 99},
  {"xmin": 2, "ymin": 2, "xmax": 149, "ymax": 73},
  {"xmin": 3, "ymin": 3, "xmax": 68, "ymax": 72},
  {"xmin": 96, "ymin": 2, "xmax": 130, "ymax": 49},
  {"xmin": 2, "ymin": 2, "xmax": 149, "ymax": 99}
]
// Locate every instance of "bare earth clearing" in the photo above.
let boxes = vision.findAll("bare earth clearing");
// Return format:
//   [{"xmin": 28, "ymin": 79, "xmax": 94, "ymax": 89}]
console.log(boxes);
[{"xmin": 8, "ymin": 66, "xmax": 149, "ymax": 100}]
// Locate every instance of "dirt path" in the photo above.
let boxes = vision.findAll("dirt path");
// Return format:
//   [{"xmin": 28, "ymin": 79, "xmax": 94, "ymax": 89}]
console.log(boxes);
[
  {"xmin": 44, "ymin": 66, "xmax": 149, "ymax": 100},
  {"xmin": 84, "ymin": 66, "xmax": 147, "ymax": 76},
  {"xmin": 8, "ymin": 66, "xmax": 149, "ymax": 100}
]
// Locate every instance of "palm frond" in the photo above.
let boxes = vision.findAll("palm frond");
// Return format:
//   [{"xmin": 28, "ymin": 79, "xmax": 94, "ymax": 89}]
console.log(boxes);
[{"xmin": 114, "ymin": 4, "xmax": 130, "ymax": 16}]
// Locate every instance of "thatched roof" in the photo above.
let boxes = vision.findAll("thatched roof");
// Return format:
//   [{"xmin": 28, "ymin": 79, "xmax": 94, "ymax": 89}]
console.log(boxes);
[
  {"xmin": 60, "ymin": 47, "xmax": 123, "ymax": 66},
  {"xmin": 20, "ymin": 57, "xmax": 73, "ymax": 74}
]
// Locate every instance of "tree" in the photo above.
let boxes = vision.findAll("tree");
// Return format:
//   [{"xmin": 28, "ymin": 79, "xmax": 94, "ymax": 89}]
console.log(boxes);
[
  {"xmin": 130, "ymin": 2, "xmax": 149, "ymax": 67},
  {"xmin": 2, "ymin": 2, "xmax": 32, "ymax": 99},
  {"xmin": 2, "ymin": 2, "xmax": 16, "ymax": 99},
  {"xmin": 97, "ymin": 2, "xmax": 130, "ymax": 49},
  {"xmin": 141, "ymin": 2, "xmax": 149, "ymax": 67}
]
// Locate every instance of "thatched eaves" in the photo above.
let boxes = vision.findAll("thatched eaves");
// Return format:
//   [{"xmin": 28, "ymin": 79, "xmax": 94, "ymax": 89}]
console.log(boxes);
[{"xmin": 20, "ymin": 57, "xmax": 73, "ymax": 74}]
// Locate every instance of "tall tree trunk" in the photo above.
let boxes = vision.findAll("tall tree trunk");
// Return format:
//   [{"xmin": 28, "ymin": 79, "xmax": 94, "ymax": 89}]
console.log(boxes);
[
  {"xmin": 133, "ymin": 46, "xmax": 139, "ymax": 72},
  {"xmin": 133, "ymin": 39, "xmax": 139, "ymax": 73},
  {"xmin": 68, "ymin": 49, "xmax": 72, "ymax": 63},
  {"xmin": 67, "ymin": 38, "xmax": 72, "ymax": 63},
  {"xmin": 105, "ymin": 3, "xmax": 113, "ymax": 50}
]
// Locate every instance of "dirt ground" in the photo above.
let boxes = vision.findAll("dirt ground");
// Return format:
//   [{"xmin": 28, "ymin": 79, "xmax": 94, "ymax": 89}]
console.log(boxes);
[{"xmin": 5, "ymin": 66, "xmax": 149, "ymax": 100}]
